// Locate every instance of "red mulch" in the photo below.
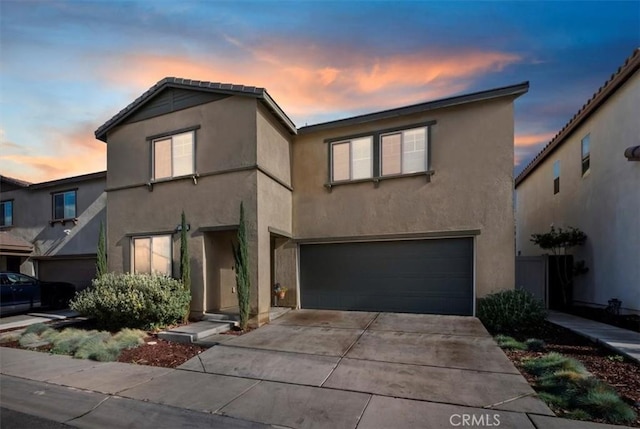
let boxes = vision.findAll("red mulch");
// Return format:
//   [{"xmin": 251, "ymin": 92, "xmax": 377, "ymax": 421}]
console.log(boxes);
[
  {"xmin": 504, "ymin": 322, "xmax": 640, "ymax": 427},
  {"xmin": 117, "ymin": 334, "xmax": 206, "ymax": 368}
]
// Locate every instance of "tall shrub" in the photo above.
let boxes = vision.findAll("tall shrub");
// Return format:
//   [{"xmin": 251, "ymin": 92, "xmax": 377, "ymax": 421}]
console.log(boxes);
[
  {"xmin": 477, "ymin": 289, "xmax": 546, "ymax": 335},
  {"xmin": 179, "ymin": 211, "xmax": 191, "ymax": 322},
  {"xmin": 233, "ymin": 202, "xmax": 251, "ymax": 330},
  {"xmin": 96, "ymin": 221, "xmax": 107, "ymax": 278}
]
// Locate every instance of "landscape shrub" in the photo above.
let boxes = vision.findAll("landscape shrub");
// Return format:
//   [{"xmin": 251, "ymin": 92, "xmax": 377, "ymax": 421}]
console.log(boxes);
[
  {"xmin": 525, "ymin": 338, "xmax": 546, "ymax": 351},
  {"xmin": 24, "ymin": 323, "xmax": 50, "ymax": 336},
  {"xmin": 17, "ymin": 326, "xmax": 146, "ymax": 362},
  {"xmin": 477, "ymin": 289, "xmax": 546, "ymax": 335},
  {"xmin": 494, "ymin": 335, "xmax": 527, "ymax": 350},
  {"xmin": 522, "ymin": 353, "xmax": 636, "ymax": 424},
  {"xmin": 70, "ymin": 272, "xmax": 191, "ymax": 331}
]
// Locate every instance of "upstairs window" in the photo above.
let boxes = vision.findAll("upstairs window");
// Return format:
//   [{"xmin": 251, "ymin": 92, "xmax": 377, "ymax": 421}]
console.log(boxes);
[
  {"xmin": 52, "ymin": 190, "xmax": 76, "ymax": 220},
  {"xmin": 331, "ymin": 137, "xmax": 373, "ymax": 182},
  {"xmin": 581, "ymin": 134, "xmax": 590, "ymax": 175},
  {"xmin": 381, "ymin": 127, "xmax": 427, "ymax": 176},
  {"xmin": 553, "ymin": 160, "xmax": 560, "ymax": 194},
  {"xmin": 0, "ymin": 200, "xmax": 13, "ymax": 226},
  {"xmin": 153, "ymin": 131, "xmax": 194, "ymax": 180},
  {"xmin": 132, "ymin": 235, "xmax": 172, "ymax": 276}
]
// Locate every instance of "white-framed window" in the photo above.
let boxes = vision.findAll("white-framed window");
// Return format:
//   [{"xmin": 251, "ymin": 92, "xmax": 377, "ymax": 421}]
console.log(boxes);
[
  {"xmin": 380, "ymin": 127, "xmax": 427, "ymax": 176},
  {"xmin": 0, "ymin": 200, "xmax": 13, "ymax": 227},
  {"xmin": 331, "ymin": 136, "xmax": 373, "ymax": 182},
  {"xmin": 581, "ymin": 134, "xmax": 590, "ymax": 175},
  {"xmin": 553, "ymin": 160, "xmax": 560, "ymax": 194},
  {"xmin": 52, "ymin": 190, "xmax": 76, "ymax": 220},
  {"xmin": 132, "ymin": 235, "xmax": 172, "ymax": 275},
  {"xmin": 152, "ymin": 131, "xmax": 194, "ymax": 180}
]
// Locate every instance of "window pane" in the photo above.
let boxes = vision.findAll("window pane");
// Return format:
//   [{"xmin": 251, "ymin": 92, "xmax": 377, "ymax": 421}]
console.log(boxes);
[
  {"xmin": 553, "ymin": 160, "xmax": 560, "ymax": 179},
  {"xmin": 6, "ymin": 201, "xmax": 12, "ymax": 225},
  {"xmin": 172, "ymin": 132, "xmax": 194, "ymax": 177},
  {"xmin": 54, "ymin": 194, "xmax": 64, "ymax": 219},
  {"xmin": 581, "ymin": 134, "xmax": 590, "ymax": 158},
  {"xmin": 402, "ymin": 128, "xmax": 426, "ymax": 173},
  {"xmin": 154, "ymin": 138, "xmax": 172, "ymax": 179},
  {"xmin": 64, "ymin": 191, "xmax": 76, "ymax": 218},
  {"xmin": 351, "ymin": 137, "xmax": 372, "ymax": 179},
  {"xmin": 381, "ymin": 133, "xmax": 402, "ymax": 176},
  {"xmin": 133, "ymin": 238, "xmax": 151, "ymax": 274},
  {"xmin": 332, "ymin": 143, "xmax": 350, "ymax": 181},
  {"xmin": 151, "ymin": 236, "xmax": 172, "ymax": 275}
]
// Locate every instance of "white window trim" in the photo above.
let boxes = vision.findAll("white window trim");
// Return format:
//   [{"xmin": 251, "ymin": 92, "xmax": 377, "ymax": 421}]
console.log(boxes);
[{"xmin": 152, "ymin": 130, "xmax": 195, "ymax": 181}]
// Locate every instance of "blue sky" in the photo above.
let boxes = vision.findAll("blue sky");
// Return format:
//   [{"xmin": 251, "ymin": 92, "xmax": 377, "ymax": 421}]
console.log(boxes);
[{"xmin": 1, "ymin": 0, "xmax": 638, "ymax": 182}]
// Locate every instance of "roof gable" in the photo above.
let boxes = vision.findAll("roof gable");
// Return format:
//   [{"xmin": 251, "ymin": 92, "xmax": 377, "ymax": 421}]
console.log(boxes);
[{"xmin": 95, "ymin": 77, "xmax": 296, "ymax": 141}]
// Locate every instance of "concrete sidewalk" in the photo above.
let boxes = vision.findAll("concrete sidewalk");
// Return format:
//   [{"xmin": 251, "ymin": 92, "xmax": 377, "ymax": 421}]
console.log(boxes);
[{"xmin": 547, "ymin": 310, "xmax": 640, "ymax": 363}]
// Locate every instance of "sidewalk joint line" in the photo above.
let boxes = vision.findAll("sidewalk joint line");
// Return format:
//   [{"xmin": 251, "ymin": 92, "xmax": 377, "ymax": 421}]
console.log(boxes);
[
  {"xmin": 482, "ymin": 392, "xmax": 534, "ymax": 409},
  {"xmin": 64, "ymin": 395, "xmax": 111, "ymax": 424}
]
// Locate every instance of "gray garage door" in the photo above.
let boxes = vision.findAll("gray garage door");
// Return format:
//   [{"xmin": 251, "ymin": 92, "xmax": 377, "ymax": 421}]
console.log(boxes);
[
  {"xmin": 300, "ymin": 238, "xmax": 473, "ymax": 315},
  {"xmin": 38, "ymin": 258, "xmax": 97, "ymax": 292}
]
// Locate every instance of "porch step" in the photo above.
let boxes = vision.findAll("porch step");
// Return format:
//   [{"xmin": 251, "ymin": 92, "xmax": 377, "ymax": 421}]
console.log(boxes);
[
  {"xmin": 203, "ymin": 313, "xmax": 240, "ymax": 327},
  {"xmin": 157, "ymin": 321, "xmax": 233, "ymax": 344}
]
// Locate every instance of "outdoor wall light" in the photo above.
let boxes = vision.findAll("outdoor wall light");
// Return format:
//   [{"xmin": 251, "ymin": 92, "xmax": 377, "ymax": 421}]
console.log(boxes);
[{"xmin": 175, "ymin": 224, "xmax": 191, "ymax": 232}]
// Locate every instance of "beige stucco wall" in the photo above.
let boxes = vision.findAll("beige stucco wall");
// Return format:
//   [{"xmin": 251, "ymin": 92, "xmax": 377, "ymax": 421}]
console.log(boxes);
[
  {"xmin": 0, "ymin": 176, "xmax": 105, "ymax": 280},
  {"xmin": 293, "ymin": 97, "xmax": 518, "ymax": 298},
  {"xmin": 516, "ymin": 73, "xmax": 639, "ymax": 312},
  {"xmin": 105, "ymin": 94, "xmax": 294, "ymax": 321}
]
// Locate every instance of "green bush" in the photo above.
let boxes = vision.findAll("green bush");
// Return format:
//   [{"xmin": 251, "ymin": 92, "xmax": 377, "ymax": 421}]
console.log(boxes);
[
  {"xmin": 19, "ymin": 332, "xmax": 44, "ymax": 348},
  {"xmin": 24, "ymin": 323, "xmax": 50, "ymax": 336},
  {"xmin": 70, "ymin": 273, "xmax": 191, "ymax": 331},
  {"xmin": 477, "ymin": 289, "xmax": 546, "ymax": 335},
  {"xmin": 522, "ymin": 352, "xmax": 586, "ymax": 377},
  {"xmin": 494, "ymin": 335, "xmax": 527, "ymax": 350},
  {"xmin": 525, "ymin": 338, "xmax": 546, "ymax": 352}
]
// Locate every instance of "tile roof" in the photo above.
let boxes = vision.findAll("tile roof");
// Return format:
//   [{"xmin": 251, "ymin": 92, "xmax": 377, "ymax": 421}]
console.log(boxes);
[
  {"xmin": 95, "ymin": 77, "xmax": 296, "ymax": 141},
  {"xmin": 0, "ymin": 231, "xmax": 33, "ymax": 253},
  {"xmin": 515, "ymin": 48, "xmax": 640, "ymax": 187}
]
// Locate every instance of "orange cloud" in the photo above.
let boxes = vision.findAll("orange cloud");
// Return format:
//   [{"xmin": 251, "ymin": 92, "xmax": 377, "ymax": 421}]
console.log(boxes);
[
  {"xmin": 0, "ymin": 122, "xmax": 105, "ymax": 183},
  {"xmin": 95, "ymin": 41, "xmax": 522, "ymax": 124},
  {"xmin": 514, "ymin": 132, "xmax": 556, "ymax": 147}
]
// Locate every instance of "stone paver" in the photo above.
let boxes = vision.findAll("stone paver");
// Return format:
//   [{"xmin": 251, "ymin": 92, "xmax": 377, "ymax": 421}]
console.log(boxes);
[
  {"xmin": 0, "ymin": 374, "xmax": 108, "ymax": 423},
  {"xmin": 357, "ymin": 395, "xmax": 536, "ymax": 429},
  {"xmin": 180, "ymin": 344, "xmax": 339, "ymax": 386},
  {"xmin": 224, "ymin": 324, "xmax": 362, "ymax": 356},
  {"xmin": 269, "ymin": 309, "xmax": 378, "ymax": 329},
  {"xmin": 324, "ymin": 358, "xmax": 553, "ymax": 415},
  {"xmin": 369, "ymin": 312, "xmax": 489, "ymax": 336},
  {"xmin": 219, "ymin": 380, "xmax": 371, "ymax": 429},
  {"xmin": 119, "ymin": 370, "xmax": 259, "ymax": 413},
  {"xmin": 346, "ymin": 330, "xmax": 519, "ymax": 373},
  {"xmin": 47, "ymin": 361, "xmax": 173, "ymax": 394}
]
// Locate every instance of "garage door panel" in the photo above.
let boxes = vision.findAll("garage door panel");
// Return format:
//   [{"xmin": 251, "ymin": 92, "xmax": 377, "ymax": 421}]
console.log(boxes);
[{"xmin": 300, "ymin": 238, "xmax": 473, "ymax": 315}]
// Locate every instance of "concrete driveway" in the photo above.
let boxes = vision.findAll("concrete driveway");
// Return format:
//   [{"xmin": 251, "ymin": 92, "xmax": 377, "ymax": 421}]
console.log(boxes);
[{"xmin": 164, "ymin": 310, "xmax": 553, "ymax": 428}]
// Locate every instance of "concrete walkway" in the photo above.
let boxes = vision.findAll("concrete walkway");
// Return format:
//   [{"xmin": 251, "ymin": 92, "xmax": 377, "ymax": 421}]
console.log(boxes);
[
  {"xmin": 547, "ymin": 310, "xmax": 640, "ymax": 363},
  {"xmin": 0, "ymin": 310, "xmax": 633, "ymax": 429}
]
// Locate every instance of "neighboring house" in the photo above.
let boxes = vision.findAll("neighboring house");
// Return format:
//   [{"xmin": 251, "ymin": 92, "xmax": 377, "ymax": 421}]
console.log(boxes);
[
  {"xmin": 515, "ymin": 49, "xmax": 639, "ymax": 314},
  {"xmin": 0, "ymin": 172, "xmax": 106, "ymax": 290},
  {"xmin": 96, "ymin": 77, "xmax": 528, "ymax": 324}
]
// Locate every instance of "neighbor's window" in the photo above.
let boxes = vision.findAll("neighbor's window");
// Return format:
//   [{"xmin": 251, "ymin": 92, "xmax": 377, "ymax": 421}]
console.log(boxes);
[
  {"xmin": 581, "ymin": 134, "xmax": 590, "ymax": 175},
  {"xmin": 52, "ymin": 190, "xmax": 76, "ymax": 220},
  {"xmin": 0, "ymin": 200, "xmax": 13, "ymax": 227},
  {"xmin": 553, "ymin": 160, "xmax": 560, "ymax": 194},
  {"xmin": 132, "ymin": 235, "xmax": 172, "ymax": 275},
  {"xmin": 381, "ymin": 127, "xmax": 427, "ymax": 176},
  {"xmin": 153, "ymin": 131, "xmax": 194, "ymax": 180},
  {"xmin": 331, "ymin": 136, "xmax": 373, "ymax": 182}
]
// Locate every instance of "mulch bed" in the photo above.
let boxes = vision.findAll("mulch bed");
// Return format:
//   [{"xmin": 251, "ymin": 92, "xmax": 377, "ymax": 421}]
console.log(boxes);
[
  {"xmin": 504, "ymin": 322, "xmax": 640, "ymax": 427},
  {"xmin": 117, "ymin": 334, "xmax": 206, "ymax": 367}
]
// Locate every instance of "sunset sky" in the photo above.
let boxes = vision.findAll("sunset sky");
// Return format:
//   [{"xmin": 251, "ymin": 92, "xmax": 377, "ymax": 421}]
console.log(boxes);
[{"xmin": 1, "ymin": 1, "xmax": 638, "ymax": 183}]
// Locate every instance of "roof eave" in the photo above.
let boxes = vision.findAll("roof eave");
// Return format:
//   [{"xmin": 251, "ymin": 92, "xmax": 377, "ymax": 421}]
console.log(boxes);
[
  {"xmin": 515, "ymin": 48, "xmax": 640, "ymax": 187},
  {"xmin": 297, "ymin": 81, "xmax": 530, "ymax": 135}
]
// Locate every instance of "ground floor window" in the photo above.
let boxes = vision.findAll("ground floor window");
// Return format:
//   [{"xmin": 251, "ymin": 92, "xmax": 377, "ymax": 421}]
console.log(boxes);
[{"xmin": 132, "ymin": 235, "xmax": 172, "ymax": 275}]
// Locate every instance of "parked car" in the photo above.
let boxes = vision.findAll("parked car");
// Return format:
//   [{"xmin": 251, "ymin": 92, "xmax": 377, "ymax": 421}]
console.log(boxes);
[{"xmin": 0, "ymin": 272, "xmax": 76, "ymax": 315}]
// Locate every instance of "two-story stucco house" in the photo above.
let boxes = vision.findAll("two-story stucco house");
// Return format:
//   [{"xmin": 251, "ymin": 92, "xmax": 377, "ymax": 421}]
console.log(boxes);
[
  {"xmin": 0, "ymin": 172, "xmax": 106, "ymax": 290},
  {"xmin": 96, "ymin": 78, "xmax": 528, "ymax": 324},
  {"xmin": 515, "ymin": 49, "xmax": 639, "ymax": 314}
]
